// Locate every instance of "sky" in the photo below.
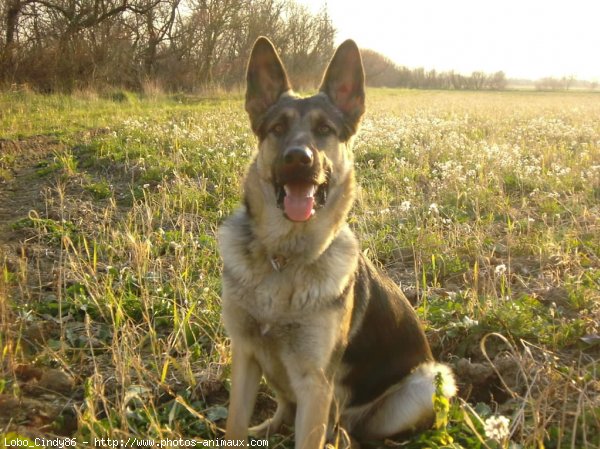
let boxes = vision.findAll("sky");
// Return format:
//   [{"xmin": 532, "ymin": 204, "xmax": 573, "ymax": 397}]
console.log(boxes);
[{"xmin": 297, "ymin": 0, "xmax": 600, "ymax": 81}]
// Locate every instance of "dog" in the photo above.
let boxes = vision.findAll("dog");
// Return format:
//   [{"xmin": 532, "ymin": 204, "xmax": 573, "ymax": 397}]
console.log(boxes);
[{"xmin": 218, "ymin": 37, "xmax": 456, "ymax": 449}]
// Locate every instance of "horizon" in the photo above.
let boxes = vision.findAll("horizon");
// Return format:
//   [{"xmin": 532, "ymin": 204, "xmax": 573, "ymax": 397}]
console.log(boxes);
[{"xmin": 297, "ymin": 0, "xmax": 600, "ymax": 82}]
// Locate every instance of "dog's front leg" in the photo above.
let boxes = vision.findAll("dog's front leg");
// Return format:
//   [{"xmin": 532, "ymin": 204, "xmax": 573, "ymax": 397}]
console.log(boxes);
[
  {"xmin": 293, "ymin": 369, "xmax": 333, "ymax": 449},
  {"xmin": 225, "ymin": 341, "xmax": 262, "ymax": 443}
]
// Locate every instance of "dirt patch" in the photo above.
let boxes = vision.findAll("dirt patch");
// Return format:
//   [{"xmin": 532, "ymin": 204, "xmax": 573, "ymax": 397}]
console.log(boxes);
[
  {"xmin": 0, "ymin": 132, "xmax": 165, "ymax": 437},
  {"xmin": 453, "ymin": 356, "xmax": 518, "ymax": 404},
  {"xmin": 0, "ymin": 136, "xmax": 79, "ymax": 435},
  {"xmin": 0, "ymin": 364, "xmax": 78, "ymax": 435},
  {"xmin": 0, "ymin": 137, "xmax": 66, "ymax": 305},
  {"xmin": 0, "ymin": 136, "xmax": 62, "ymax": 235}
]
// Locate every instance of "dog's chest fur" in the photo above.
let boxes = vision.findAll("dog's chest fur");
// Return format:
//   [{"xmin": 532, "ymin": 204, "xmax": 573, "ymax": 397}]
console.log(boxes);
[{"xmin": 219, "ymin": 208, "xmax": 359, "ymax": 323}]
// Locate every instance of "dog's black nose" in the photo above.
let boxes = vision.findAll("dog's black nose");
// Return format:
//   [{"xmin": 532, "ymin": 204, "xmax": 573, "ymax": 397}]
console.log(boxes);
[{"xmin": 283, "ymin": 147, "xmax": 313, "ymax": 166}]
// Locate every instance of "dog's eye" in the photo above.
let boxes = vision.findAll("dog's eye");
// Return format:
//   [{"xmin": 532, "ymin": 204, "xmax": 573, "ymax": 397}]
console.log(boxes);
[
  {"xmin": 270, "ymin": 123, "xmax": 286, "ymax": 136},
  {"xmin": 315, "ymin": 124, "xmax": 333, "ymax": 136}
]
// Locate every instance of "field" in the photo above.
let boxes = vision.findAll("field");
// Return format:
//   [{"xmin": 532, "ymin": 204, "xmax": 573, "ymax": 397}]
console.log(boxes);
[{"xmin": 1, "ymin": 88, "xmax": 599, "ymax": 448}]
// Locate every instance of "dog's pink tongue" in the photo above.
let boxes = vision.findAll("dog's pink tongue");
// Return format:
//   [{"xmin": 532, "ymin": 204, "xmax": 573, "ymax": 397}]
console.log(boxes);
[{"xmin": 283, "ymin": 183, "xmax": 315, "ymax": 222}]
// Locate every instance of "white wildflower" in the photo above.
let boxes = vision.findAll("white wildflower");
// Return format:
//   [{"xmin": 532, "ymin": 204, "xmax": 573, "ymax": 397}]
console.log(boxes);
[
  {"xmin": 462, "ymin": 316, "xmax": 478, "ymax": 328},
  {"xmin": 495, "ymin": 264, "xmax": 507, "ymax": 275},
  {"xmin": 400, "ymin": 201, "xmax": 411, "ymax": 212},
  {"xmin": 428, "ymin": 203, "xmax": 439, "ymax": 214},
  {"xmin": 484, "ymin": 415, "xmax": 510, "ymax": 441}
]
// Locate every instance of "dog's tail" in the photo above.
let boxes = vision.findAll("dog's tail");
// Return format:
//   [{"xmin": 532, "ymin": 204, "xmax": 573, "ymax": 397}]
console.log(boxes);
[{"xmin": 346, "ymin": 362, "xmax": 457, "ymax": 439}]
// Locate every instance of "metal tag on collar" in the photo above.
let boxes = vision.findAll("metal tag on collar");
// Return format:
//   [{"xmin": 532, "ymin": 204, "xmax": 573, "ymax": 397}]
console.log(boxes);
[{"xmin": 270, "ymin": 254, "xmax": 287, "ymax": 272}]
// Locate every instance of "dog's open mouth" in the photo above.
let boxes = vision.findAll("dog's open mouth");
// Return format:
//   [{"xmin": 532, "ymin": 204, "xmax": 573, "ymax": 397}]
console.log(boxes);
[{"xmin": 276, "ymin": 181, "xmax": 328, "ymax": 222}]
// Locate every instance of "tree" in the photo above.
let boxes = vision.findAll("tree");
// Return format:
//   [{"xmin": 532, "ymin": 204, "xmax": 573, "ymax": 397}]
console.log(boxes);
[
  {"xmin": 487, "ymin": 71, "xmax": 506, "ymax": 90},
  {"xmin": 471, "ymin": 71, "xmax": 487, "ymax": 90}
]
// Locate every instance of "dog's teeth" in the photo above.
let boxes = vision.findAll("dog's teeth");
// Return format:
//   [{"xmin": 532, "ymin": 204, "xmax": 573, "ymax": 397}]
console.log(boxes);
[
  {"xmin": 311, "ymin": 209, "xmax": 315, "ymax": 216},
  {"xmin": 282, "ymin": 184, "xmax": 317, "ymax": 197}
]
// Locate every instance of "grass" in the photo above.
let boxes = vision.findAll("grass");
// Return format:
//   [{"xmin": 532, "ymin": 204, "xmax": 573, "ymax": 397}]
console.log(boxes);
[{"xmin": 0, "ymin": 88, "xmax": 599, "ymax": 448}]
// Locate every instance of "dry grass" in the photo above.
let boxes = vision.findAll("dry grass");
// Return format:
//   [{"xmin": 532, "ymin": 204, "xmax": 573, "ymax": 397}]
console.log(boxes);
[{"xmin": 0, "ymin": 89, "xmax": 598, "ymax": 448}]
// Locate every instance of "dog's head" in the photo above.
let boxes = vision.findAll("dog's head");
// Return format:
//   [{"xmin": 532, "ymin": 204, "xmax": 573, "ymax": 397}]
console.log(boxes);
[{"xmin": 245, "ymin": 37, "xmax": 365, "ymax": 223}]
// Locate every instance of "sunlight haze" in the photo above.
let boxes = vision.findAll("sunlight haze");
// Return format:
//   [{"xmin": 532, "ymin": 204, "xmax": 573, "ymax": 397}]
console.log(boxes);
[{"xmin": 298, "ymin": 0, "xmax": 600, "ymax": 81}]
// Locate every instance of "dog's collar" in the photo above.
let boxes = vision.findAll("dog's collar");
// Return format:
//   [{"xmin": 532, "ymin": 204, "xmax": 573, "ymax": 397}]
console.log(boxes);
[{"xmin": 270, "ymin": 254, "xmax": 288, "ymax": 272}]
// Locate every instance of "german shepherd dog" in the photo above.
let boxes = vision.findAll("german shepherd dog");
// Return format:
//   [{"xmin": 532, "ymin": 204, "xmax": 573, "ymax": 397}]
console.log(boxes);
[{"xmin": 218, "ymin": 37, "xmax": 456, "ymax": 448}]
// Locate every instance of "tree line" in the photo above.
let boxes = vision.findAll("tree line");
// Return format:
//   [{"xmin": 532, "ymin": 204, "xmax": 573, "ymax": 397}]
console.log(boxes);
[
  {"xmin": 533, "ymin": 76, "xmax": 598, "ymax": 91},
  {"xmin": 1, "ymin": 0, "xmax": 517, "ymax": 93},
  {"xmin": 0, "ymin": 0, "xmax": 335, "ymax": 92},
  {"xmin": 361, "ymin": 49, "xmax": 507, "ymax": 90}
]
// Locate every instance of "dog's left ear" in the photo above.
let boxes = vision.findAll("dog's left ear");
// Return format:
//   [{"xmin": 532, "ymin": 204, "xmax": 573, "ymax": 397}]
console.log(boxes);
[{"xmin": 320, "ymin": 40, "xmax": 365, "ymax": 136}]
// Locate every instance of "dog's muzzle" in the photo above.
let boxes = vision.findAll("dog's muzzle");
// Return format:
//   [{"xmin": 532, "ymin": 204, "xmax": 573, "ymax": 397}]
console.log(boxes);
[{"xmin": 274, "ymin": 147, "xmax": 329, "ymax": 222}]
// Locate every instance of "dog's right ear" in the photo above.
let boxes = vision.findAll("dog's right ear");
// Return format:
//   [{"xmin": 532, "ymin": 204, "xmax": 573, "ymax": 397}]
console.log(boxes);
[{"xmin": 245, "ymin": 37, "xmax": 291, "ymax": 133}]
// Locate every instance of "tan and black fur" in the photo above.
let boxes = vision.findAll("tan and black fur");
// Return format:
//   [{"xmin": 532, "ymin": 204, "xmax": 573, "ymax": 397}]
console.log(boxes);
[{"xmin": 218, "ymin": 37, "xmax": 456, "ymax": 449}]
